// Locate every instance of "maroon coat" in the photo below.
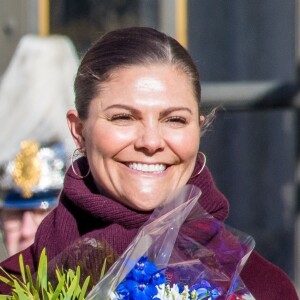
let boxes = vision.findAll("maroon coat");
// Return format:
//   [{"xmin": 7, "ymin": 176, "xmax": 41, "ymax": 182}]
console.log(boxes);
[{"xmin": 0, "ymin": 158, "xmax": 298, "ymax": 299}]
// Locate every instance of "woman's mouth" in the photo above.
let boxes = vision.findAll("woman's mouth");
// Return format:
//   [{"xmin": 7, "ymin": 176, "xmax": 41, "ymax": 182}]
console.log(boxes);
[{"xmin": 127, "ymin": 163, "xmax": 167, "ymax": 173}]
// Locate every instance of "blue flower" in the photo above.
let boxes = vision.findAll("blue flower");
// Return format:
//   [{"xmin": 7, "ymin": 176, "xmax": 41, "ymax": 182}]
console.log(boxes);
[
  {"xmin": 128, "ymin": 256, "xmax": 159, "ymax": 283},
  {"xmin": 116, "ymin": 279, "xmax": 157, "ymax": 300},
  {"xmin": 151, "ymin": 270, "xmax": 166, "ymax": 286},
  {"xmin": 115, "ymin": 281, "xmax": 131, "ymax": 300},
  {"xmin": 190, "ymin": 280, "xmax": 222, "ymax": 300},
  {"xmin": 116, "ymin": 256, "xmax": 166, "ymax": 300}
]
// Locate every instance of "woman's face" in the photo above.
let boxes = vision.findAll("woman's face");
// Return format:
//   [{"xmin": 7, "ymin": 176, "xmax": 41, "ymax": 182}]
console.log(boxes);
[{"xmin": 68, "ymin": 64, "xmax": 204, "ymax": 211}]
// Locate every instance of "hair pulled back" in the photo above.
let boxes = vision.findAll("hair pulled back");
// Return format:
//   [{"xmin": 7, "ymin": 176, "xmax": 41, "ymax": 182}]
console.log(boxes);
[{"xmin": 74, "ymin": 27, "xmax": 201, "ymax": 119}]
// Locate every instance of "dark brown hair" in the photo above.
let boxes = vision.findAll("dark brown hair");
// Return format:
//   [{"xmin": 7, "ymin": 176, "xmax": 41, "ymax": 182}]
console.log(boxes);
[{"xmin": 74, "ymin": 27, "xmax": 201, "ymax": 119}]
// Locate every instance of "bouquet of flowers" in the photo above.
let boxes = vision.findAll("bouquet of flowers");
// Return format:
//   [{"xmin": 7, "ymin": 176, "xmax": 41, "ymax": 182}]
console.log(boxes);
[
  {"xmin": 0, "ymin": 185, "xmax": 255, "ymax": 299},
  {"xmin": 86, "ymin": 185, "xmax": 256, "ymax": 300}
]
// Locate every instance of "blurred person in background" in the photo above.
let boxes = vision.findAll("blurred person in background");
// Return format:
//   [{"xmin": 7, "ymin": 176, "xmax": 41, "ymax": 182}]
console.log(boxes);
[
  {"xmin": 0, "ymin": 34, "xmax": 79, "ymax": 259},
  {"xmin": 0, "ymin": 197, "xmax": 56, "ymax": 258},
  {"xmin": 0, "ymin": 140, "xmax": 66, "ymax": 258}
]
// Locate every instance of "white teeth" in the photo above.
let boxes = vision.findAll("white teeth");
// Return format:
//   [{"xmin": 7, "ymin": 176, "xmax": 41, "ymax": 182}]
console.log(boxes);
[{"xmin": 128, "ymin": 163, "xmax": 166, "ymax": 172}]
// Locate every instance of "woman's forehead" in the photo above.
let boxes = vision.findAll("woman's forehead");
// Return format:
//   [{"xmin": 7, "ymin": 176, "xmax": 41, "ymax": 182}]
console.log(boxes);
[{"xmin": 90, "ymin": 65, "xmax": 197, "ymax": 111}]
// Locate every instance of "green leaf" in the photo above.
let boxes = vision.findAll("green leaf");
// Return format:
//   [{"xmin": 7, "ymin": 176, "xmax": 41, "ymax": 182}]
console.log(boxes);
[
  {"xmin": 78, "ymin": 276, "xmax": 90, "ymax": 300},
  {"xmin": 49, "ymin": 275, "xmax": 65, "ymax": 300},
  {"xmin": 18, "ymin": 255, "xmax": 26, "ymax": 284},
  {"xmin": 0, "ymin": 275, "xmax": 13, "ymax": 287},
  {"xmin": 12, "ymin": 279, "xmax": 28, "ymax": 299},
  {"xmin": 25, "ymin": 265, "xmax": 35, "ymax": 294},
  {"xmin": 100, "ymin": 258, "xmax": 108, "ymax": 281},
  {"xmin": 0, "ymin": 248, "xmax": 110, "ymax": 300},
  {"xmin": 0, "ymin": 267, "xmax": 15, "ymax": 286},
  {"xmin": 65, "ymin": 272, "xmax": 79, "ymax": 299},
  {"xmin": 0, "ymin": 295, "xmax": 12, "ymax": 300},
  {"xmin": 71, "ymin": 267, "xmax": 84, "ymax": 297},
  {"xmin": 35, "ymin": 249, "xmax": 48, "ymax": 292}
]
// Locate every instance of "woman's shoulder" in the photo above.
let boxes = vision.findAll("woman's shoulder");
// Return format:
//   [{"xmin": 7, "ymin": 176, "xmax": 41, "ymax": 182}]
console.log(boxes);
[{"xmin": 241, "ymin": 250, "xmax": 299, "ymax": 299}]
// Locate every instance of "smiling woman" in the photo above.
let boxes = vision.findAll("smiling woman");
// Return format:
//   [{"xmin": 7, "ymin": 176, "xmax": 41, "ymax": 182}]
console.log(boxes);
[
  {"xmin": 0, "ymin": 27, "xmax": 298, "ymax": 299},
  {"xmin": 67, "ymin": 64, "xmax": 202, "ymax": 211}
]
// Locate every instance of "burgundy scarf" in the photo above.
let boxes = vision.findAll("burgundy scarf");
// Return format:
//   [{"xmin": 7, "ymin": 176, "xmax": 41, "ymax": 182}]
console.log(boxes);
[{"xmin": 33, "ymin": 157, "xmax": 228, "ymax": 256}]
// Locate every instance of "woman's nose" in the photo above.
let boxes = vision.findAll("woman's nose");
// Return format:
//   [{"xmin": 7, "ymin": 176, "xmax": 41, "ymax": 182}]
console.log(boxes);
[
  {"xmin": 20, "ymin": 211, "xmax": 37, "ymax": 242},
  {"xmin": 134, "ymin": 123, "xmax": 165, "ymax": 154}
]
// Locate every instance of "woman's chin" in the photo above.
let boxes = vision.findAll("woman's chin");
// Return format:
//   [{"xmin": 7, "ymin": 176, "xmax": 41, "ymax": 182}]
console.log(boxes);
[
  {"xmin": 127, "ymin": 200, "xmax": 161, "ymax": 212},
  {"xmin": 121, "ymin": 194, "xmax": 167, "ymax": 212}
]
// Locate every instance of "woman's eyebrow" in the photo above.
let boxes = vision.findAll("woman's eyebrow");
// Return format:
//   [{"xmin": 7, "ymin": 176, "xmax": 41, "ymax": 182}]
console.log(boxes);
[
  {"xmin": 103, "ymin": 104, "xmax": 140, "ymax": 114},
  {"xmin": 103, "ymin": 104, "xmax": 192, "ymax": 116},
  {"xmin": 159, "ymin": 107, "xmax": 193, "ymax": 118}
]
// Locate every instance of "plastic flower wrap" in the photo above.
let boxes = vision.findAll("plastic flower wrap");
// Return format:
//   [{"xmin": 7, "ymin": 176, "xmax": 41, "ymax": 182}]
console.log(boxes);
[
  {"xmin": 46, "ymin": 236, "xmax": 119, "ymax": 291},
  {"xmin": 86, "ymin": 185, "xmax": 256, "ymax": 300}
]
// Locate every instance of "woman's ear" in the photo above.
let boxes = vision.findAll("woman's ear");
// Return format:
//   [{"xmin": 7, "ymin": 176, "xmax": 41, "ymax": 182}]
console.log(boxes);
[
  {"xmin": 66, "ymin": 109, "xmax": 85, "ymax": 150},
  {"xmin": 199, "ymin": 115, "xmax": 205, "ymax": 127}
]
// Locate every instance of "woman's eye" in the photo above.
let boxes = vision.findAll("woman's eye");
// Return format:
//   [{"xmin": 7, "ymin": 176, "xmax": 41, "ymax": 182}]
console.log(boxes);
[
  {"xmin": 110, "ymin": 114, "xmax": 135, "ymax": 122},
  {"xmin": 165, "ymin": 116, "xmax": 187, "ymax": 125}
]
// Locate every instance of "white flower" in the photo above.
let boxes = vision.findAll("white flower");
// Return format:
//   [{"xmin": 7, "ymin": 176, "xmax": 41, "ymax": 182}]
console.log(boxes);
[{"xmin": 155, "ymin": 284, "xmax": 194, "ymax": 300}]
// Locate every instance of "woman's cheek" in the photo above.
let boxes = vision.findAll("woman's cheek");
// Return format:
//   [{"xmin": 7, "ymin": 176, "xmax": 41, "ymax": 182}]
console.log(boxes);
[
  {"xmin": 92, "ymin": 126, "xmax": 137, "ymax": 154},
  {"xmin": 165, "ymin": 128, "xmax": 200, "ymax": 155}
]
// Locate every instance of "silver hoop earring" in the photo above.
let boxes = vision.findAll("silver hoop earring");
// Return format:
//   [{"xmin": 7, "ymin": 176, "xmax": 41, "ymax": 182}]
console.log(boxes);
[
  {"xmin": 190, "ymin": 152, "xmax": 207, "ymax": 179},
  {"xmin": 71, "ymin": 148, "xmax": 91, "ymax": 179}
]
